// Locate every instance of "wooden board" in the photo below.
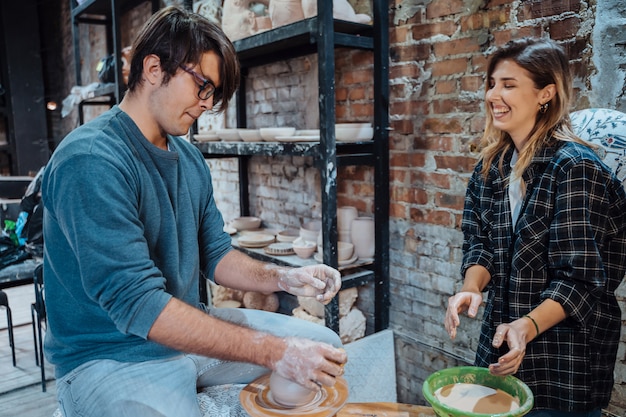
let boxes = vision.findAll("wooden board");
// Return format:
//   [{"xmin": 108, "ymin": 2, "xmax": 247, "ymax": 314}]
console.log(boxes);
[{"xmin": 337, "ymin": 402, "xmax": 436, "ymax": 417}]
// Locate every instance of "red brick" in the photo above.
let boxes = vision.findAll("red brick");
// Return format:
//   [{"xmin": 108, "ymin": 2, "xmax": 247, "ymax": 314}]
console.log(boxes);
[
  {"xmin": 461, "ymin": 75, "xmax": 484, "ymax": 92},
  {"xmin": 410, "ymin": 153, "xmax": 426, "ymax": 168},
  {"xmin": 350, "ymin": 102, "xmax": 374, "ymax": 118},
  {"xmin": 391, "ymin": 43, "xmax": 431, "ymax": 63},
  {"xmin": 343, "ymin": 68, "xmax": 374, "ymax": 85},
  {"xmin": 460, "ymin": 8, "xmax": 510, "ymax": 31},
  {"xmin": 390, "ymin": 63, "xmax": 422, "ymax": 79},
  {"xmin": 335, "ymin": 87, "xmax": 348, "ymax": 101},
  {"xmin": 549, "ymin": 16, "xmax": 581, "ymax": 40},
  {"xmin": 426, "ymin": 0, "xmax": 465, "ymax": 19},
  {"xmin": 433, "ymin": 155, "xmax": 476, "ymax": 173},
  {"xmin": 390, "ymin": 119, "xmax": 414, "ymax": 135},
  {"xmin": 432, "ymin": 98, "xmax": 482, "ymax": 114},
  {"xmin": 435, "ymin": 192, "xmax": 465, "ymax": 210},
  {"xmin": 433, "ymin": 37, "xmax": 482, "ymax": 58},
  {"xmin": 410, "ymin": 207, "xmax": 453, "ymax": 227},
  {"xmin": 390, "ymin": 203, "xmax": 407, "ymax": 218},
  {"xmin": 410, "ymin": 21, "xmax": 457, "ymax": 41},
  {"xmin": 436, "ymin": 79, "xmax": 456, "ymax": 95},
  {"xmin": 518, "ymin": 0, "xmax": 580, "ymax": 20},
  {"xmin": 390, "ymin": 168, "xmax": 409, "ymax": 184},
  {"xmin": 423, "ymin": 117, "xmax": 463, "ymax": 134},
  {"xmin": 391, "ymin": 26, "xmax": 409, "ymax": 44},
  {"xmin": 348, "ymin": 87, "xmax": 366, "ymax": 100},
  {"xmin": 413, "ymin": 135, "xmax": 455, "ymax": 152},
  {"xmin": 492, "ymin": 27, "xmax": 543, "ymax": 46},
  {"xmin": 390, "ymin": 152, "xmax": 410, "ymax": 168},
  {"xmin": 430, "ymin": 58, "xmax": 469, "ymax": 77},
  {"xmin": 351, "ymin": 50, "xmax": 374, "ymax": 68},
  {"xmin": 410, "ymin": 171, "xmax": 451, "ymax": 189},
  {"xmin": 410, "ymin": 188, "xmax": 429, "ymax": 205}
]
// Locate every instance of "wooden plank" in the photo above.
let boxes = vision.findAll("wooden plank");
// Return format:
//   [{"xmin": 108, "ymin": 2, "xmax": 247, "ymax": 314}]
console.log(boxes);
[{"xmin": 338, "ymin": 402, "xmax": 436, "ymax": 417}]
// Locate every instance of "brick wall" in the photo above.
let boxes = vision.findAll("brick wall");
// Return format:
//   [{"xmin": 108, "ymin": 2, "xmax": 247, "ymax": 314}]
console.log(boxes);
[{"xmin": 387, "ymin": 0, "xmax": 626, "ymax": 413}]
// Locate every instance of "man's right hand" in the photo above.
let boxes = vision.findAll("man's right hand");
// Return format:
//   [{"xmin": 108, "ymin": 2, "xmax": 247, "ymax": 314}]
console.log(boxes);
[{"xmin": 272, "ymin": 337, "xmax": 347, "ymax": 391}]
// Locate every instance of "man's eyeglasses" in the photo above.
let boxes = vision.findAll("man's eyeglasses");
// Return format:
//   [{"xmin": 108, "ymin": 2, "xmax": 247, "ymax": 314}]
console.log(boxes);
[{"xmin": 179, "ymin": 65, "xmax": 216, "ymax": 100}]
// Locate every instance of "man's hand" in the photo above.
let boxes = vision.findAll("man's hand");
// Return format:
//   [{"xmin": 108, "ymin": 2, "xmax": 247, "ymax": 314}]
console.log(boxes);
[
  {"xmin": 273, "ymin": 337, "xmax": 347, "ymax": 390},
  {"xmin": 277, "ymin": 265, "xmax": 341, "ymax": 304}
]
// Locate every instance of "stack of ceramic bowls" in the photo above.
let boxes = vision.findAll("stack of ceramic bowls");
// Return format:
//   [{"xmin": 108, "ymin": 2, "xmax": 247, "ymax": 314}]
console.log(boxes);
[{"xmin": 337, "ymin": 206, "xmax": 358, "ymax": 243}]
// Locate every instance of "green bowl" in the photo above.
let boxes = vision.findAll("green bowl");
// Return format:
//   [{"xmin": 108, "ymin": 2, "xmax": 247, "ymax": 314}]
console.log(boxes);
[{"xmin": 422, "ymin": 366, "xmax": 534, "ymax": 417}]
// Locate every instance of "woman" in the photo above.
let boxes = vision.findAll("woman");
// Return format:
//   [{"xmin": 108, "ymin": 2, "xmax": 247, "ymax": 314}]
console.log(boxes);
[{"xmin": 444, "ymin": 37, "xmax": 626, "ymax": 416}]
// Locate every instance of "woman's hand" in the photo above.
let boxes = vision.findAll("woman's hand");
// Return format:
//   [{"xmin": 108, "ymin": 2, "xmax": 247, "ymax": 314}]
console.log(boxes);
[
  {"xmin": 488, "ymin": 317, "xmax": 535, "ymax": 376},
  {"xmin": 445, "ymin": 291, "xmax": 483, "ymax": 340}
]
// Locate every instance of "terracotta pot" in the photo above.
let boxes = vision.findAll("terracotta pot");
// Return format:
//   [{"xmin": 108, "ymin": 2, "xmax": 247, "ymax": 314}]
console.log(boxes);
[{"xmin": 350, "ymin": 216, "xmax": 374, "ymax": 259}]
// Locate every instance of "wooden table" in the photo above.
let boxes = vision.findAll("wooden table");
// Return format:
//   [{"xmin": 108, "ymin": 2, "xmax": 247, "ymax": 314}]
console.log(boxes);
[{"xmin": 337, "ymin": 402, "xmax": 436, "ymax": 417}]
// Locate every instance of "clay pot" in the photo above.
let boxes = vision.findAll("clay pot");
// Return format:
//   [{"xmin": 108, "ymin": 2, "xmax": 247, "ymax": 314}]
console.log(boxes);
[
  {"xmin": 350, "ymin": 216, "xmax": 374, "ymax": 259},
  {"xmin": 269, "ymin": 372, "xmax": 316, "ymax": 407},
  {"xmin": 269, "ymin": 0, "xmax": 305, "ymax": 29}
]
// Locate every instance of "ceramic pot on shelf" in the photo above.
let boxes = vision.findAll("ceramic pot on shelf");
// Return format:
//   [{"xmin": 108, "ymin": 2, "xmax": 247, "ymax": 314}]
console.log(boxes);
[
  {"xmin": 350, "ymin": 216, "xmax": 375, "ymax": 259},
  {"xmin": 337, "ymin": 206, "xmax": 358, "ymax": 243},
  {"xmin": 268, "ymin": 0, "xmax": 304, "ymax": 29}
]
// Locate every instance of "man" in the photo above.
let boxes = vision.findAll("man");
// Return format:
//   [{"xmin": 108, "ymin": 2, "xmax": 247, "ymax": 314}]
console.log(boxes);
[{"xmin": 42, "ymin": 6, "xmax": 346, "ymax": 417}]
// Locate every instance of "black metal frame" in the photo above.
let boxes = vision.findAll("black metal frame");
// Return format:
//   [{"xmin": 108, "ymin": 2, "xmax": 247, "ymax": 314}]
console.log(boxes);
[{"xmin": 196, "ymin": 0, "xmax": 389, "ymax": 333}]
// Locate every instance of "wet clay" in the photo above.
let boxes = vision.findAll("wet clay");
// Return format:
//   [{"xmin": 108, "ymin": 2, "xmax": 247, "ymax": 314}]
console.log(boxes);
[{"xmin": 434, "ymin": 382, "xmax": 520, "ymax": 413}]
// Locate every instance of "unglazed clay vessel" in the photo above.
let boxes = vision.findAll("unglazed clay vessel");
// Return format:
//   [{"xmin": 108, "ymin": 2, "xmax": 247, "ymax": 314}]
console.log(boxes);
[
  {"xmin": 350, "ymin": 216, "xmax": 375, "ymax": 259},
  {"xmin": 269, "ymin": 372, "xmax": 316, "ymax": 407}
]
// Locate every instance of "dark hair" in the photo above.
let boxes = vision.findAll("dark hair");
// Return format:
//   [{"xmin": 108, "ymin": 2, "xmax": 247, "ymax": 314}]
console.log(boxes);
[{"xmin": 126, "ymin": 6, "xmax": 240, "ymax": 113}]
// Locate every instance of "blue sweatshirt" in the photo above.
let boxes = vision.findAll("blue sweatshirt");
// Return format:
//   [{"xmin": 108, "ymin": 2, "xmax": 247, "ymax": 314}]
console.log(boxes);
[{"xmin": 42, "ymin": 106, "xmax": 232, "ymax": 378}]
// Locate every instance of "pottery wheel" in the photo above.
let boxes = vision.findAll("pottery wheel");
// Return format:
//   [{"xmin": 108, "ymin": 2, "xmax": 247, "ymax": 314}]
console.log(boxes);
[{"xmin": 239, "ymin": 374, "xmax": 349, "ymax": 417}]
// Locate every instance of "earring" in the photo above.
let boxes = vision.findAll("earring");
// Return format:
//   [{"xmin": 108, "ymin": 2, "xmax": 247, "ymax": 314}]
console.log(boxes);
[{"xmin": 539, "ymin": 102, "xmax": 549, "ymax": 114}]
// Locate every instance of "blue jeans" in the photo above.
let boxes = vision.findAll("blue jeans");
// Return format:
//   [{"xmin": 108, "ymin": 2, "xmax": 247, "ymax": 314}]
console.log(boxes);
[
  {"xmin": 526, "ymin": 408, "xmax": 602, "ymax": 417},
  {"xmin": 56, "ymin": 308, "xmax": 342, "ymax": 417}
]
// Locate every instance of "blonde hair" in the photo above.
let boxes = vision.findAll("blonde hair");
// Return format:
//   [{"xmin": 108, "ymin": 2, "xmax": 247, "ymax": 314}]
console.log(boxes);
[{"xmin": 479, "ymin": 37, "xmax": 589, "ymax": 180}]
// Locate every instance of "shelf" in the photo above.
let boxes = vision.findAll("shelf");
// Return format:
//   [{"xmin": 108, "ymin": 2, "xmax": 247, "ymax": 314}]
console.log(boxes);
[
  {"xmin": 71, "ymin": 0, "xmax": 148, "ymax": 19},
  {"xmin": 195, "ymin": 140, "xmax": 375, "ymax": 162},
  {"xmin": 231, "ymin": 237, "xmax": 375, "ymax": 291},
  {"xmin": 234, "ymin": 17, "xmax": 374, "ymax": 68}
]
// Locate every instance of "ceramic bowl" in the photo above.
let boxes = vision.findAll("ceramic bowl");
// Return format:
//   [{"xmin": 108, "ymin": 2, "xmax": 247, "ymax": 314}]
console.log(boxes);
[
  {"xmin": 216, "ymin": 128, "xmax": 241, "ymax": 141},
  {"xmin": 230, "ymin": 216, "xmax": 262, "ymax": 231},
  {"xmin": 292, "ymin": 237, "xmax": 316, "ymax": 259},
  {"xmin": 337, "ymin": 241, "xmax": 354, "ymax": 261},
  {"xmin": 276, "ymin": 228, "xmax": 300, "ymax": 242},
  {"xmin": 299, "ymin": 220, "xmax": 321, "ymax": 243},
  {"xmin": 422, "ymin": 366, "xmax": 533, "ymax": 417},
  {"xmin": 259, "ymin": 127, "xmax": 296, "ymax": 141},
  {"xmin": 269, "ymin": 372, "xmax": 316, "ymax": 408},
  {"xmin": 237, "ymin": 128, "xmax": 263, "ymax": 142},
  {"xmin": 335, "ymin": 125, "xmax": 374, "ymax": 142}
]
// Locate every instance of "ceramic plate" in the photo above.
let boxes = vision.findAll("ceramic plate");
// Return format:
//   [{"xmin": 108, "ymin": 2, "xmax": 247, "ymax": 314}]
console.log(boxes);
[
  {"xmin": 194, "ymin": 133, "xmax": 219, "ymax": 142},
  {"xmin": 238, "ymin": 234, "xmax": 275, "ymax": 248},
  {"xmin": 239, "ymin": 374, "xmax": 348, "ymax": 417},
  {"xmin": 274, "ymin": 135, "xmax": 320, "ymax": 142},
  {"xmin": 264, "ymin": 242, "xmax": 294, "ymax": 256},
  {"xmin": 314, "ymin": 253, "xmax": 358, "ymax": 266},
  {"xmin": 223, "ymin": 225, "xmax": 237, "ymax": 235}
]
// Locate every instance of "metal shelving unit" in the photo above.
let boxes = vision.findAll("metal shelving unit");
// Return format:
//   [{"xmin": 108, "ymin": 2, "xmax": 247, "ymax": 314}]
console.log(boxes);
[
  {"xmin": 195, "ymin": 0, "xmax": 389, "ymax": 334},
  {"xmin": 69, "ymin": 0, "xmax": 160, "ymax": 116}
]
